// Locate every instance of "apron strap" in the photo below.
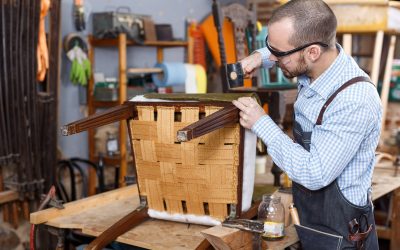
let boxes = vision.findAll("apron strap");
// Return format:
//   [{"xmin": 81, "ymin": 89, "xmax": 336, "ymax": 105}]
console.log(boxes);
[{"xmin": 316, "ymin": 76, "xmax": 373, "ymax": 125}]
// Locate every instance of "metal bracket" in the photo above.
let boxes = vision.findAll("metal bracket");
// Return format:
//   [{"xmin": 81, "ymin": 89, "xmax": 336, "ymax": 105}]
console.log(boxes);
[
  {"xmin": 139, "ymin": 195, "xmax": 148, "ymax": 208},
  {"xmin": 229, "ymin": 204, "xmax": 237, "ymax": 219}
]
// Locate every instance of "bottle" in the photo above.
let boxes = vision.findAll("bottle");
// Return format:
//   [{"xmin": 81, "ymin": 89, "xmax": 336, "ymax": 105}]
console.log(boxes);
[{"xmin": 258, "ymin": 194, "xmax": 285, "ymax": 241}]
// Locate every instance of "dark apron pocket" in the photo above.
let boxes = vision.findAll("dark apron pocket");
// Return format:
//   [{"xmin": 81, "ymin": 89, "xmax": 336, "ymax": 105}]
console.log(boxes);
[{"xmin": 295, "ymin": 224, "xmax": 343, "ymax": 250}]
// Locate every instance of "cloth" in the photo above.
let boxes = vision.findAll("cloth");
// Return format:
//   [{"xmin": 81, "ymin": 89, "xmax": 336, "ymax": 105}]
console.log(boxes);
[{"xmin": 253, "ymin": 44, "xmax": 382, "ymax": 206}]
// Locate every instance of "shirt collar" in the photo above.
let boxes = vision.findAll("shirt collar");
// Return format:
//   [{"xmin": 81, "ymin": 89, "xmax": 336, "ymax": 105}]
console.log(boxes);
[{"xmin": 297, "ymin": 44, "xmax": 346, "ymax": 100}]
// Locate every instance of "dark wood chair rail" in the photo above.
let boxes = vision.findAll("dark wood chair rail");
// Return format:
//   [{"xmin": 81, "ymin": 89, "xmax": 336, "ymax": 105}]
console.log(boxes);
[
  {"xmin": 85, "ymin": 207, "xmax": 149, "ymax": 250},
  {"xmin": 177, "ymin": 104, "xmax": 239, "ymax": 142},
  {"xmin": 61, "ymin": 102, "xmax": 135, "ymax": 136}
]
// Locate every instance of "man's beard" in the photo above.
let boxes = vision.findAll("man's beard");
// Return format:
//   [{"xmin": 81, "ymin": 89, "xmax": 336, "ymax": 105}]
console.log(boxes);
[{"xmin": 278, "ymin": 53, "xmax": 308, "ymax": 79}]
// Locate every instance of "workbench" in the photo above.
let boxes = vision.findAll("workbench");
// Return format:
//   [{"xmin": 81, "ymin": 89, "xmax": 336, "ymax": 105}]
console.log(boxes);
[
  {"xmin": 30, "ymin": 183, "xmax": 298, "ymax": 249},
  {"xmin": 30, "ymin": 162, "xmax": 400, "ymax": 249}
]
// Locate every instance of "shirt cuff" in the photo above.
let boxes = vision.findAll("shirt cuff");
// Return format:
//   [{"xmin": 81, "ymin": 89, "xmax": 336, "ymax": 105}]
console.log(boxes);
[
  {"xmin": 251, "ymin": 115, "xmax": 282, "ymax": 146},
  {"xmin": 255, "ymin": 47, "xmax": 275, "ymax": 69}
]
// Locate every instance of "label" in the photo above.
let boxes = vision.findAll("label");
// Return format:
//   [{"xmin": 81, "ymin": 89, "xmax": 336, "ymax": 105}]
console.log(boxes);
[{"xmin": 263, "ymin": 221, "xmax": 284, "ymax": 238}]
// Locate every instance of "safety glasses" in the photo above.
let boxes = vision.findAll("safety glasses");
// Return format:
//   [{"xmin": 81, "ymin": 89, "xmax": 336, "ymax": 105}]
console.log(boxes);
[{"xmin": 265, "ymin": 35, "xmax": 328, "ymax": 58}]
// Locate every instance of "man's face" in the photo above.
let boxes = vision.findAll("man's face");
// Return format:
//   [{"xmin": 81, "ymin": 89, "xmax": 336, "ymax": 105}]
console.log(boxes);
[{"xmin": 267, "ymin": 18, "xmax": 309, "ymax": 78}]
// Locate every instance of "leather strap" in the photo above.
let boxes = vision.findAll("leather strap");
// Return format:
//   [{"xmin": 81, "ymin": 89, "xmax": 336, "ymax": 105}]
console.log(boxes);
[{"xmin": 316, "ymin": 76, "xmax": 373, "ymax": 125}]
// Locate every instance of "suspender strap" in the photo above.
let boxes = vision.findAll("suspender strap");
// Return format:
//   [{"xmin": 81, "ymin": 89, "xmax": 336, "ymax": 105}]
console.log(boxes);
[{"xmin": 316, "ymin": 76, "xmax": 373, "ymax": 125}]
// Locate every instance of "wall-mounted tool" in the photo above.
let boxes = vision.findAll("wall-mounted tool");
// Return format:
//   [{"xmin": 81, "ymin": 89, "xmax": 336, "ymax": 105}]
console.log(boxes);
[
  {"xmin": 212, "ymin": 0, "xmax": 229, "ymax": 92},
  {"xmin": 211, "ymin": 0, "xmax": 257, "ymax": 91},
  {"xmin": 74, "ymin": 0, "xmax": 85, "ymax": 31}
]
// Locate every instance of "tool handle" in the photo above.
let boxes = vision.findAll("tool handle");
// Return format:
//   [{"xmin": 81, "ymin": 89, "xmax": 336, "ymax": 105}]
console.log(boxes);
[
  {"xmin": 289, "ymin": 203, "xmax": 300, "ymax": 225},
  {"xmin": 212, "ymin": 0, "xmax": 227, "ymax": 65}
]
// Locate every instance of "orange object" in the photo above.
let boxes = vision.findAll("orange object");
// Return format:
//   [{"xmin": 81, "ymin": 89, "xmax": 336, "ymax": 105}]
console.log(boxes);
[
  {"xmin": 36, "ymin": 0, "xmax": 51, "ymax": 81},
  {"xmin": 188, "ymin": 22, "xmax": 207, "ymax": 70},
  {"xmin": 200, "ymin": 14, "xmax": 252, "ymax": 88}
]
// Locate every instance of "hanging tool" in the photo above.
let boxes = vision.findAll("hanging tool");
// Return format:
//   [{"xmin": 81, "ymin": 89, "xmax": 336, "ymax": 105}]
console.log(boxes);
[
  {"xmin": 74, "ymin": 0, "xmax": 85, "ymax": 31},
  {"xmin": 37, "ymin": 0, "xmax": 51, "ymax": 81},
  {"xmin": 212, "ymin": 0, "xmax": 229, "ymax": 93}
]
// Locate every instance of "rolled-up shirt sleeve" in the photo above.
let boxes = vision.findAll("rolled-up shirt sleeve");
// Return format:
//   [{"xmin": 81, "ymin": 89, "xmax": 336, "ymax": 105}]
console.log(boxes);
[{"xmin": 256, "ymin": 47, "xmax": 275, "ymax": 69}]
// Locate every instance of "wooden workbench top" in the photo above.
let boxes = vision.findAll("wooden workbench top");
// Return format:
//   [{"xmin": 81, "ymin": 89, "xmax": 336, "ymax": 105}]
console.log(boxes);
[
  {"xmin": 372, "ymin": 162, "xmax": 400, "ymax": 200},
  {"xmin": 30, "ymin": 185, "xmax": 208, "ymax": 249}
]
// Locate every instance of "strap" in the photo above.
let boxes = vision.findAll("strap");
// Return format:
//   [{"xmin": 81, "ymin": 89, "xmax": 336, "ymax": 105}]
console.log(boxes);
[{"xmin": 316, "ymin": 76, "xmax": 372, "ymax": 125}]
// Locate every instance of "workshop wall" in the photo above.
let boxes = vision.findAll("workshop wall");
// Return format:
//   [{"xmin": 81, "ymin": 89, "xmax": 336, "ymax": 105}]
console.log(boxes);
[{"xmin": 58, "ymin": 0, "xmax": 244, "ymax": 159}]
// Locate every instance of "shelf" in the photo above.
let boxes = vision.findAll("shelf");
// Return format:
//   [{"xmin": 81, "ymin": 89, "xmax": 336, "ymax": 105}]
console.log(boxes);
[
  {"xmin": 127, "ymin": 67, "xmax": 163, "ymax": 74},
  {"xmin": 89, "ymin": 36, "xmax": 188, "ymax": 48},
  {"xmin": 86, "ymin": 33, "xmax": 189, "ymax": 195}
]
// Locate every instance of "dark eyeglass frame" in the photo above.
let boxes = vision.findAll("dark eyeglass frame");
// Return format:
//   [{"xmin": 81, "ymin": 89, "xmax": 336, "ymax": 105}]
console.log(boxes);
[{"xmin": 265, "ymin": 35, "xmax": 329, "ymax": 58}]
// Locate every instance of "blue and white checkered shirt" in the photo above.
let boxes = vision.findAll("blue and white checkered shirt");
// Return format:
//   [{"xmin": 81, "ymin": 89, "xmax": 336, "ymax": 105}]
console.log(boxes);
[{"xmin": 253, "ymin": 45, "xmax": 382, "ymax": 206}]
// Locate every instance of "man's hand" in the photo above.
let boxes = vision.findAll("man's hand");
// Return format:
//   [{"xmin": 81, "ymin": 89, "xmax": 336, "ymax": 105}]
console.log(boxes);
[
  {"xmin": 232, "ymin": 97, "xmax": 266, "ymax": 129},
  {"xmin": 240, "ymin": 52, "xmax": 262, "ymax": 78}
]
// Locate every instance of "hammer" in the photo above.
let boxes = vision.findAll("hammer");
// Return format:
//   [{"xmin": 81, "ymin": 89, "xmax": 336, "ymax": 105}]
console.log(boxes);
[
  {"xmin": 226, "ymin": 62, "xmax": 245, "ymax": 88},
  {"xmin": 212, "ymin": 0, "xmax": 245, "ymax": 91}
]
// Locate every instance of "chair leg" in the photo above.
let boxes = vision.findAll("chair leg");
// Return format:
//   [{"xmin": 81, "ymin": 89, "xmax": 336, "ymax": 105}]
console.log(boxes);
[{"xmin": 85, "ymin": 207, "xmax": 149, "ymax": 250}]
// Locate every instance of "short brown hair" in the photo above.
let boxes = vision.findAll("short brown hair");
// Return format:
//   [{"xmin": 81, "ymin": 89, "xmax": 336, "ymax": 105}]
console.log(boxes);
[{"xmin": 269, "ymin": 0, "xmax": 337, "ymax": 48}]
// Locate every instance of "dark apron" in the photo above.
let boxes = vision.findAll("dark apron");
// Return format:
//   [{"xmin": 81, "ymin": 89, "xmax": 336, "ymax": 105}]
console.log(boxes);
[{"xmin": 292, "ymin": 76, "xmax": 379, "ymax": 250}]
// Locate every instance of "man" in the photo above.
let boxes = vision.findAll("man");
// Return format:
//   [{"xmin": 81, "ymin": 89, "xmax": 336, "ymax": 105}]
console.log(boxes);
[{"xmin": 232, "ymin": 0, "xmax": 382, "ymax": 249}]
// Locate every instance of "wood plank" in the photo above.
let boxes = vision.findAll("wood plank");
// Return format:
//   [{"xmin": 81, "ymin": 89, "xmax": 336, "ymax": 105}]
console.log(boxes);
[
  {"xmin": 201, "ymin": 225, "xmax": 253, "ymax": 250},
  {"xmin": 0, "ymin": 190, "xmax": 19, "ymax": 204},
  {"xmin": 380, "ymin": 35, "xmax": 397, "ymax": 132},
  {"xmin": 370, "ymin": 31, "xmax": 384, "ymax": 85},
  {"xmin": 372, "ymin": 166, "xmax": 400, "ymax": 200},
  {"xmin": 30, "ymin": 185, "xmax": 137, "ymax": 224},
  {"xmin": 342, "ymin": 34, "xmax": 352, "ymax": 55},
  {"xmin": 118, "ymin": 33, "xmax": 128, "ymax": 188},
  {"xmin": 201, "ymin": 224, "xmax": 298, "ymax": 250},
  {"xmin": 127, "ymin": 68, "xmax": 163, "ymax": 74}
]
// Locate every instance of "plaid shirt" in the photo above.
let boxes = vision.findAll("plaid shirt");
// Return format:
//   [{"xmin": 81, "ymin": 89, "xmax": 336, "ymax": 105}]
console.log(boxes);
[{"xmin": 253, "ymin": 45, "xmax": 382, "ymax": 205}]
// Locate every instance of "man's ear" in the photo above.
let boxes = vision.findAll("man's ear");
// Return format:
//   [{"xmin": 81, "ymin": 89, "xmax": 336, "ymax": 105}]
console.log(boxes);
[{"xmin": 307, "ymin": 45, "xmax": 322, "ymax": 62}]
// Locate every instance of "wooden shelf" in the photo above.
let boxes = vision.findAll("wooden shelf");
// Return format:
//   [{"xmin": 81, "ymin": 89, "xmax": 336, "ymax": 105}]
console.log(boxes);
[
  {"xmin": 127, "ymin": 67, "xmax": 163, "ymax": 74},
  {"xmin": 87, "ymin": 33, "xmax": 188, "ymax": 195},
  {"xmin": 89, "ymin": 36, "xmax": 188, "ymax": 48}
]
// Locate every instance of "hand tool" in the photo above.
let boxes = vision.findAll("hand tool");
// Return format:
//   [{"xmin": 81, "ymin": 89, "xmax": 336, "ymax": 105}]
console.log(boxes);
[
  {"xmin": 226, "ymin": 62, "xmax": 244, "ymax": 88},
  {"xmin": 348, "ymin": 214, "xmax": 373, "ymax": 250},
  {"xmin": 289, "ymin": 203, "xmax": 300, "ymax": 225},
  {"xmin": 212, "ymin": 0, "xmax": 229, "ymax": 93},
  {"xmin": 222, "ymin": 218, "xmax": 264, "ymax": 234}
]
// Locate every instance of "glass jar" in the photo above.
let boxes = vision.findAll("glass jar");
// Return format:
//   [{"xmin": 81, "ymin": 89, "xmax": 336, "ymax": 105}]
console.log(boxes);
[{"xmin": 258, "ymin": 194, "xmax": 285, "ymax": 241}]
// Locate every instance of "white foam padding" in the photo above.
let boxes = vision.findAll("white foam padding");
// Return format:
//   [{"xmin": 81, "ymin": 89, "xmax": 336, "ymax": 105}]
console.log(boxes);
[{"xmin": 148, "ymin": 209, "xmax": 222, "ymax": 226}]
